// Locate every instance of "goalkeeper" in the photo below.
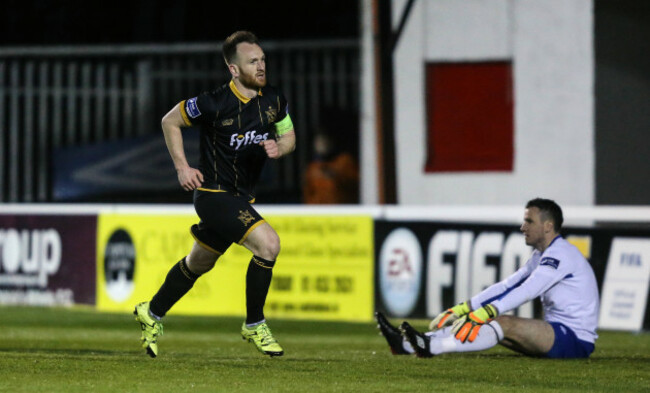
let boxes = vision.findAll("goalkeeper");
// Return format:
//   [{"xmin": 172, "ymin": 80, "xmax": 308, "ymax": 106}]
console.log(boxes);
[{"xmin": 376, "ymin": 198, "xmax": 599, "ymax": 359}]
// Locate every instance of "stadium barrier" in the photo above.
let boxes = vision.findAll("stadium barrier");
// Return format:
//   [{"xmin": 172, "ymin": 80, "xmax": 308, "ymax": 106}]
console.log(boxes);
[{"xmin": 0, "ymin": 204, "xmax": 649, "ymax": 330}]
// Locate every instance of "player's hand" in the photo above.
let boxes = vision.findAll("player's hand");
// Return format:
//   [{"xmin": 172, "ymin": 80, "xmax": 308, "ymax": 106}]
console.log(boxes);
[
  {"xmin": 260, "ymin": 139, "xmax": 280, "ymax": 159},
  {"xmin": 429, "ymin": 300, "xmax": 471, "ymax": 331},
  {"xmin": 451, "ymin": 304, "xmax": 498, "ymax": 343},
  {"xmin": 176, "ymin": 166, "xmax": 204, "ymax": 191}
]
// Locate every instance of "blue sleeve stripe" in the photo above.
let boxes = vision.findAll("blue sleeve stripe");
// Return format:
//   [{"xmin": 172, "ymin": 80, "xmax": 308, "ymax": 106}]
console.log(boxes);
[{"xmin": 481, "ymin": 275, "xmax": 530, "ymax": 307}]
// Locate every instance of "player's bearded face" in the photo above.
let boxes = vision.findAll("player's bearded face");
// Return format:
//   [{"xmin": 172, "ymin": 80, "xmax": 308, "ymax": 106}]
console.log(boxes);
[
  {"xmin": 521, "ymin": 208, "xmax": 545, "ymax": 250},
  {"xmin": 235, "ymin": 43, "xmax": 267, "ymax": 89}
]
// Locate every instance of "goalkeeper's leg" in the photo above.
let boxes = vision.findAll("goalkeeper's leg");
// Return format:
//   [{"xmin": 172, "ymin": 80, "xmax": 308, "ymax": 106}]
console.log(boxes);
[
  {"xmin": 402, "ymin": 320, "xmax": 503, "ymax": 356},
  {"xmin": 426, "ymin": 316, "xmax": 557, "ymax": 356},
  {"xmin": 495, "ymin": 316, "xmax": 555, "ymax": 356},
  {"xmin": 427, "ymin": 320, "xmax": 504, "ymax": 355},
  {"xmin": 492, "ymin": 317, "xmax": 591, "ymax": 358}
]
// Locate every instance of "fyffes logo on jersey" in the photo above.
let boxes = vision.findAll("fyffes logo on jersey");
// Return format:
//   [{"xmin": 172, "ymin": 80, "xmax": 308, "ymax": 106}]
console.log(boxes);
[{"xmin": 230, "ymin": 130, "xmax": 269, "ymax": 150}]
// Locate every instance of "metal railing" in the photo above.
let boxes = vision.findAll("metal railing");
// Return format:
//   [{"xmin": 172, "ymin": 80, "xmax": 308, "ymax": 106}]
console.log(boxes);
[{"xmin": 0, "ymin": 40, "xmax": 360, "ymax": 203}]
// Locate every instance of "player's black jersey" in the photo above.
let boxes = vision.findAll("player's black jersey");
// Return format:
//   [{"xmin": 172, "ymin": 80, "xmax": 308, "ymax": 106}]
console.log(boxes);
[{"xmin": 180, "ymin": 81, "xmax": 291, "ymax": 200}]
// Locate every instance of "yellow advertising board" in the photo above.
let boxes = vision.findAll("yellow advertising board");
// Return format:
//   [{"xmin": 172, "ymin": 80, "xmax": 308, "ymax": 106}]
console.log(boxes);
[{"xmin": 96, "ymin": 213, "xmax": 374, "ymax": 322}]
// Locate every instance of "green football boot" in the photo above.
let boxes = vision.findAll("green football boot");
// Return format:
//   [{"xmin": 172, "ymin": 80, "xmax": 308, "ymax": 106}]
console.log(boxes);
[
  {"xmin": 133, "ymin": 302, "xmax": 163, "ymax": 358},
  {"xmin": 241, "ymin": 322, "xmax": 284, "ymax": 357}
]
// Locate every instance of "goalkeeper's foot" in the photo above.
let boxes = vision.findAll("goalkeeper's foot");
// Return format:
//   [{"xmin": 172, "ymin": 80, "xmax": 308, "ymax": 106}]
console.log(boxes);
[
  {"xmin": 133, "ymin": 302, "xmax": 163, "ymax": 358},
  {"xmin": 375, "ymin": 312, "xmax": 409, "ymax": 355},
  {"xmin": 400, "ymin": 322, "xmax": 433, "ymax": 358},
  {"xmin": 241, "ymin": 322, "xmax": 284, "ymax": 357}
]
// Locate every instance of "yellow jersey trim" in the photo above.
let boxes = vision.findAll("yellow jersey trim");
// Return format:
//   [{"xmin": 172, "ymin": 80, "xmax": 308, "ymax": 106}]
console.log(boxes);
[
  {"xmin": 196, "ymin": 187, "xmax": 255, "ymax": 203},
  {"xmin": 196, "ymin": 187, "xmax": 227, "ymax": 193},
  {"xmin": 179, "ymin": 100, "xmax": 192, "ymax": 126},
  {"xmin": 190, "ymin": 231, "xmax": 224, "ymax": 256},
  {"xmin": 252, "ymin": 256, "xmax": 273, "ymax": 269},
  {"xmin": 229, "ymin": 80, "xmax": 262, "ymax": 104},
  {"xmin": 238, "ymin": 219, "xmax": 265, "ymax": 245}
]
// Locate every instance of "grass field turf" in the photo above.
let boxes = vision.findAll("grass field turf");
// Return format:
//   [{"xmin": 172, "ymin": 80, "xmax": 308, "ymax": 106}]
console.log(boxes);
[{"xmin": 0, "ymin": 306, "xmax": 648, "ymax": 393}]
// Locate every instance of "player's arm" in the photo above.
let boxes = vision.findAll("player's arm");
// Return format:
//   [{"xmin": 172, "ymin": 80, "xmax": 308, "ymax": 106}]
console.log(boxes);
[
  {"xmin": 469, "ymin": 255, "xmax": 538, "ymax": 309},
  {"xmin": 451, "ymin": 266, "xmax": 557, "ymax": 343},
  {"xmin": 161, "ymin": 103, "xmax": 204, "ymax": 191},
  {"xmin": 429, "ymin": 258, "xmax": 535, "ymax": 332},
  {"xmin": 276, "ymin": 129, "xmax": 296, "ymax": 157},
  {"xmin": 261, "ymin": 112, "xmax": 296, "ymax": 159},
  {"xmin": 489, "ymin": 258, "xmax": 565, "ymax": 315},
  {"xmin": 453, "ymin": 259, "xmax": 564, "ymax": 343}
]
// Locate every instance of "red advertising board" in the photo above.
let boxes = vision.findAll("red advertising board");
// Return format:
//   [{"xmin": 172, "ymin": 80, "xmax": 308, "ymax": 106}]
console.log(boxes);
[{"xmin": 0, "ymin": 214, "xmax": 97, "ymax": 305}]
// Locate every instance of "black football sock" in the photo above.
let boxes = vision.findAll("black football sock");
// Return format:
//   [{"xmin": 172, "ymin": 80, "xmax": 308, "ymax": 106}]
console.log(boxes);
[
  {"xmin": 245, "ymin": 255, "xmax": 275, "ymax": 325},
  {"xmin": 150, "ymin": 257, "xmax": 200, "ymax": 318}
]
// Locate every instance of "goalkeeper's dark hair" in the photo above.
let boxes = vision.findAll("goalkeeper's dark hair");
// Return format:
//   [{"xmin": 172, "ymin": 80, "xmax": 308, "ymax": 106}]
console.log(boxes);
[
  {"xmin": 223, "ymin": 31, "xmax": 260, "ymax": 65},
  {"xmin": 526, "ymin": 198, "xmax": 563, "ymax": 232}
]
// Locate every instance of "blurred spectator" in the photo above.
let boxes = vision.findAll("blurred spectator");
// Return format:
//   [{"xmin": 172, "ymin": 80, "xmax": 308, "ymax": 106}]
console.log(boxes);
[{"xmin": 303, "ymin": 128, "xmax": 359, "ymax": 204}]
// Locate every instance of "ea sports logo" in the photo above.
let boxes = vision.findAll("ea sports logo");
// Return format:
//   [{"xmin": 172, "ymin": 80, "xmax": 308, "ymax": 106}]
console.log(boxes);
[
  {"xmin": 104, "ymin": 229, "xmax": 135, "ymax": 302},
  {"xmin": 379, "ymin": 228, "xmax": 423, "ymax": 317}
]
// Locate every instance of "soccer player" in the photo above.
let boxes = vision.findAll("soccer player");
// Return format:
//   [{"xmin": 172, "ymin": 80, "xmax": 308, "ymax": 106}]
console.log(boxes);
[
  {"xmin": 134, "ymin": 31, "xmax": 295, "ymax": 358},
  {"xmin": 376, "ymin": 198, "xmax": 599, "ymax": 359}
]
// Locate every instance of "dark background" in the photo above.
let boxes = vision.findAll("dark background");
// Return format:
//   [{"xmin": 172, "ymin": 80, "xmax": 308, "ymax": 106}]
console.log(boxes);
[
  {"xmin": 4, "ymin": 1, "xmax": 650, "ymax": 206},
  {"xmin": 0, "ymin": 0, "xmax": 361, "ymax": 204},
  {"xmin": 1, "ymin": 0, "xmax": 359, "ymax": 45},
  {"xmin": 595, "ymin": 0, "xmax": 650, "ymax": 205}
]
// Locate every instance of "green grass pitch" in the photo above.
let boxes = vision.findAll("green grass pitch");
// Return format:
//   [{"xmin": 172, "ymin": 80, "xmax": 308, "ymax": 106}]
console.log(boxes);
[{"xmin": 0, "ymin": 306, "xmax": 648, "ymax": 392}]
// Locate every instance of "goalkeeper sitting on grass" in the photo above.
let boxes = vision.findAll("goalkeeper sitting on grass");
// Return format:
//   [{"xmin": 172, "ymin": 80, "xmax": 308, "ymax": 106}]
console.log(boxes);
[{"xmin": 376, "ymin": 198, "xmax": 599, "ymax": 359}]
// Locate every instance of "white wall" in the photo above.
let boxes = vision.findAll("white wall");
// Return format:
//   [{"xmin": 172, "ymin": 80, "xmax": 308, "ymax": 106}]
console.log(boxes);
[{"xmin": 361, "ymin": 0, "xmax": 594, "ymax": 206}]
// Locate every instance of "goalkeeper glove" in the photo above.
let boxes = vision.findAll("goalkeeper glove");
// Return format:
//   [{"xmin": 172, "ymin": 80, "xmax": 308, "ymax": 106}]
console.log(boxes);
[
  {"xmin": 451, "ymin": 304, "xmax": 498, "ymax": 343},
  {"xmin": 428, "ymin": 300, "xmax": 471, "ymax": 331}
]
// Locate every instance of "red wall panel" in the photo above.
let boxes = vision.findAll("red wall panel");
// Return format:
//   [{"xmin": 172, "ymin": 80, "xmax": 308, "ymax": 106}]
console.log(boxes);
[{"xmin": 425, "ymin": 62, "xmax": 514, "ymax": 172}]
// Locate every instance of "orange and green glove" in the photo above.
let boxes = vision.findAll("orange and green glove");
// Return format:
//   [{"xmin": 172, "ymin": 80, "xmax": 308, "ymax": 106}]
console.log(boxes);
[
  {"xmin": 451, "ymin": 304, "xmax": 498, "ymax": 343},
  {"xmin": 428, "ymin": 301, "xmax": 471, "ymax": 331}
]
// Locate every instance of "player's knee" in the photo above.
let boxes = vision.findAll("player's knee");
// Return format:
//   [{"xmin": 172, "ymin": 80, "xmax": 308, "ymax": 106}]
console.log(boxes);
[
  {"xmin": 259, "ymin": 233, "xmax": 281, "ymax": 261},
  {"xmin": 186, "ymin": 256, "xmax": 217, "ymax": 275},
  {"xmin": 494, "ymin": 315, "xmax": 517, "ymax": 335},
  {"xmin": 187, "ymin": 248, "xmax": 220, "ymax": 275}
]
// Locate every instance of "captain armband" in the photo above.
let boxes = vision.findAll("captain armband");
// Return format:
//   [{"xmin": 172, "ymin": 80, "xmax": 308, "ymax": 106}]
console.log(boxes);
[{"xmin": 274, "ymin": 113, "xmax": 294, "ymax": 136}]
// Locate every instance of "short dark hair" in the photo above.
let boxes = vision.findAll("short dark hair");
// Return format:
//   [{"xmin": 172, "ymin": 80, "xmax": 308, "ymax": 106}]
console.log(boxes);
[
  {"xmin": 222, "ymin": 31, "xmax": 260, "ymax": 65},
  {"xmin": 526, "ymin": 198, "xmax": 564, "ymax": 232}
]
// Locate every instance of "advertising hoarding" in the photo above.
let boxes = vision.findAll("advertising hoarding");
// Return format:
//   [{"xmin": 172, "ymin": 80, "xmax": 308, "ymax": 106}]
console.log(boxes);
[
  {"xmin": 374, "ymin": 220, "xmax": 650, "ymax": 331},
  {"xmin": 0, "ymin": 214, "xmax": 97, "ymax": 305},
  {"xmin": 96, "ymin": 213, "xmax": 374, "ymax": 322}
]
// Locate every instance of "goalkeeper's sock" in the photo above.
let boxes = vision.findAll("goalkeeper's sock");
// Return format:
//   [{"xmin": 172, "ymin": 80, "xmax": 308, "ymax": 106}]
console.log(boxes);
[
  {"xmin": 429, "ymin": 321, "xmax": 504, "ymax": 355},
  {"xmin": 402, "ymin": 340, "xmax": 415, "ymax": 354},
  {"xmin": 150, "ymin": 257, "xmax": 200, "ymax": 318},
  {"xmin": 426, "ymin": 326, "xmax": 454, "ymax": 339},
  {"xmin": 398, "ymin": 326, "xmax": 455, "ymax": 354}
]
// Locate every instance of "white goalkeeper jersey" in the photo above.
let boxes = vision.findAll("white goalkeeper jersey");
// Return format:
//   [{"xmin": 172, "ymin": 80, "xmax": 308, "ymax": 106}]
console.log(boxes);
[{"xmin": 470, "ymin": 236, "xmax": 599, "ymax": 344}]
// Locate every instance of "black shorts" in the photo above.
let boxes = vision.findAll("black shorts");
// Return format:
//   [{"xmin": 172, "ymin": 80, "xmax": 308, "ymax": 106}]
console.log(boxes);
[{"xmin": 190, "ymin": 189, "xmax": 265, "ymax": 254}]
